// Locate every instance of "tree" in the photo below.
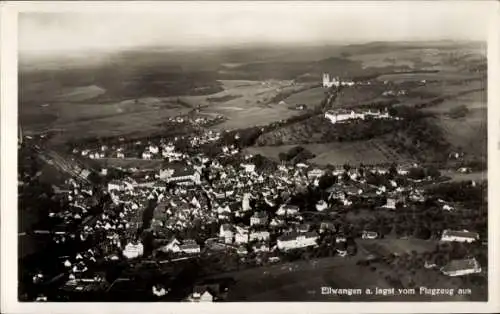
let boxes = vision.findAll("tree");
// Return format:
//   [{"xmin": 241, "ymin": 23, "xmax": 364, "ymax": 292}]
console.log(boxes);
[
  {"xmin": 425, "ymin": 166, "xmax": 441, "ymax": 178},
  {"xmin": 408, "ymin": 167, "xmax": 426, "ymax": 180},
  {"xmin": 278, "ymin": 152, "xmax": 288, "ymax": 162},
  {"xmin": 449, "ymin": 105, "xmax": 469, "ymax": 119}
]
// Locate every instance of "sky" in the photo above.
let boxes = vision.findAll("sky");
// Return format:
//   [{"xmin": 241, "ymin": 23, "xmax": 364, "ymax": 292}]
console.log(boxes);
[{"xmin": 18, "ymin": 1, "xmax": 494, "ymax": 56}]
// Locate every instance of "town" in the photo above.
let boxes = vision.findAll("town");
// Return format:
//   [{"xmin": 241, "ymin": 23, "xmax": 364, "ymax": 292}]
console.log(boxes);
[
  {"xmin": 18, "ymin": 99, "xmax": 487, "ymax": 301},
  {"xmin": 15, "ymin": 12, "xmax": 488, "ymax": 303}
]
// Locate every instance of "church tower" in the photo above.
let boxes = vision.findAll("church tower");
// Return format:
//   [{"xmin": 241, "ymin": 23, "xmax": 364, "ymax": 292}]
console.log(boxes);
[{"xmin": 322, "ymin": 73, "xmax": 331, "ymax": 88}]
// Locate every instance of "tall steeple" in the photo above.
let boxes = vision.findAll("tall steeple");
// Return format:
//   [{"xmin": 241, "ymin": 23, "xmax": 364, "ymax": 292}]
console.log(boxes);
[{"xmin": 322, "ymin": 73, "xmax": 330, "ymax": 88}]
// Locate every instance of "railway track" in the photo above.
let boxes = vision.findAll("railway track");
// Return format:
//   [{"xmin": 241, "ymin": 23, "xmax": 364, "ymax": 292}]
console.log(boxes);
[{"xmin": 35, "ymin": 147, "xmax": 91, "ymax": 184}]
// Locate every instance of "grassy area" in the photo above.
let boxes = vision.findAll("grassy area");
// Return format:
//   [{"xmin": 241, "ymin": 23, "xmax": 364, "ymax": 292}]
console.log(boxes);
[
  {"xmin": 428, "ymin": 109, "xmax": 487, "ymax": 157},
  {"xmin": 91, "ymin": 158, "xmax": 165, "ymax": 170},
  {"xmin": 282, "ymin": 87, "xmax": 327, "ymax": 107},
  {"xmin": 246, "ymin": 139, "xmax": 410, "ymax": 166}
]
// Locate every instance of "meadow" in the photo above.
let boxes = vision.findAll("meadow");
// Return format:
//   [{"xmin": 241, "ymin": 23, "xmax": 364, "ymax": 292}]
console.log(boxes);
[{"xmin": 245, "ymin": 139, "xmax": 410, "ymax": 166}]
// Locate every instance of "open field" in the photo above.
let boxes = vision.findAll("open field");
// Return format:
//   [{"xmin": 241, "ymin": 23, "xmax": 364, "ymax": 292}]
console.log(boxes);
[
  {"xmin": 181, "ymin": 80, "xmax": 317, "ymax": 130},
  {"xmin": 281, "ymin": 87, "xmax": 327, "ymax": 106},
  {"xmin": 348, "ymin": 44, "xmax": 486, "ymax": 71},
  {"xmin": 206, "ymin": 253, "xmax": 471, "ymax": 301},
  {"xmin": 422, "ymin": 90, "xmax": 486, "ymax": 114},
  {"xmin": 245, "ymin": 139, "xmax": 411, "ymax": 166},
  {"xmin": 441, "ymin": 170, "xmax": 487, "ymax": 182},
  {"xmin": 357, "ymin": 239, "xmax": 437, "ymax": 256},
  {"xmin": 428, "ymin": 108, "xmax": 487, "ymax": 157},
  {"xmin": 90, "ymin": 158, "xmax": 165, "ymax": 170},
  {"xmin": 19, "ymin": 41, "xmax": 487, "ymax": 149},
  {"xmin": 377, "ymin": 72, "xmax": 483, "ymax": 83},
  {"xmin": 54, "ymin": 85, "xmax": 107, "ymax": 102}
]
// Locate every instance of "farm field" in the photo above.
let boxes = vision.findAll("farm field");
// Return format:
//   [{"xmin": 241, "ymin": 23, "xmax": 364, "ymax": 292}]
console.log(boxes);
[
  {"xmin": 357, "ymin": 239, "xmax": 438, "ymax": 256},
  {"xmin": 415, "ymin": 79, "xmax": 485, "ymax": 97},
  {"xmin": 281, "ymin": 86, "xmax": 327, "ymax": 107},
  {"xmin": 185, "ymin": 80, "xmax": 317, "ymax": 130},
  {"xmin": 421, "ymin": 90, "xmax": 486, "ymax": 114},
  {"xmin": 377, "ymin": 72, "xmax": 483, "ymax": 83},
  {"xmin": 245, "ymin": 139, "xmax": 411, "ymax": 166},
  {"xmin": 441, "ymin": 170, "xmax": 487, "ymax": 183},
  {"xmin": 348, "ymin": 44, "xmax": 485, "ymax": 71},
  {"xmin": 53, "ymin": 85, "xmax": 106, "ymax": 102},
  {"xmin": 45, "ymin": 107, "xmax": 192, "ymax": 145},
  {"xmin": 428, "ymin": 108, "xmax": 487, "ymax": 157},
  {"xmin": 216, "ymin": 253, "xmax": 469, "ymax": 301}
]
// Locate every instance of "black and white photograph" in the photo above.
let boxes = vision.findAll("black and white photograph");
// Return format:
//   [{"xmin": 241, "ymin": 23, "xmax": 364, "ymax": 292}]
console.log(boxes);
[{"xmin": 1, "ymin": 1, "xmax": 500, "ymax": 313}]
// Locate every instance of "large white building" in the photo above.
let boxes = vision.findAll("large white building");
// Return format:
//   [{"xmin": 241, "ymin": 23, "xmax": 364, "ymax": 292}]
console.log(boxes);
[
  {"xmin": 123, "ymin": 242, "xmax": 144, "ymax": 259},
  {"xmin": 249, "ymin": 231, "xmax": 270, "ymax": 242},
  {"xmin": 440, "ymin": 229, "xmax": 479, "ymax": 243},
  {"xmin": 159, "ymin": 163, "xmax": 201, "ymax": 185},
  {"xmin": 324, "ymin": 110, "xmax": 363, "ymax": 124},
  {"xmin": 277, "ymin": 231, "xmax": 319, "ymax": 251},
  {"xmin": 324, "ymin": 108, "xmax": 393, "ymax": 125}
]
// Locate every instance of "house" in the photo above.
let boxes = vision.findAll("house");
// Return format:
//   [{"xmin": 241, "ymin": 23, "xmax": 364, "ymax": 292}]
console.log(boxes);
[
  {"xmin": 122, "ymin": 242, "xmax": 144, "ymax": 259},
  {"xmin": 276, "ymin": 204, "xmax": 300, "ymax": 216},
  {"xmin": 160, "ymin": 237, "xmax": 181, "ymax": 253},
  {"xmin": 253, "ymin": 242, "xmax": 270, "ymax": 253},
  {"xmin": 277, "ymin": 231, "xmax": 319, "ymax": 251},
  {"xmin": 297, "ymin": 224, "xmax": 310, "ymax": 233},
  {"xmin": 186, "ymin": 285, "xmax": 218, "ymax": 302},
  {"xmin": 152, "ymin": 285, "xmax": 168, "ymax": 297},
  {"xmin": 142, "ymin": 151, "xmax": 153, "ymax": 160},
  {"xmin": 236, "ymin": 246, "xmax": 248, "ymax": 255},
  {"xmin": 362, "ymin": 231, "xmax": 378, "ymax": 239},
  {"xmin": 241, "ymin": 163, "xmax": 256, "ymax": 173},
  {"xmin": 307, "ymin": 168, "xmax": 325, "ymax": 180},
  {"xmin": 397, "ymin": 166, "xmax": 410, "ymax": 176},
  {"xmin": 270, "ymin": 218, "xmax": 285, "ymax": 228},
  {"xmin": 440, "ymin": 230, "xmax": 479, "ymax": 243},
  {"xmin": 107, "ymin": 180, "xmax": 125, "ymax": 192},
  {"xmin": 179, "ymin": 239, "xmax": 201, "ymax": 254},
  {"xmin": 249, "ymin": 231, "xmax": 270, "ymax": 242},
  {"xmin": 383, "ymin": 198, "xmax": 397, "ymax": 209},
  {"xmin": 149, "ymin": 145, "xmax": 159, "ymax": 155},
  {"xmin": 316, "ymin": 200, "xmax": 328, "ymax": 212},
  {"xmin": 219, "ymin": 224, "xmax": 234, "ymax": 244},
  {"xmin": 234, "ymin": 225, "xmax": 249, "ymax": 244},
  {"xmin": 442, "ymin": 204, "xmax": 454, "ymax": 211},
  {"xmin": 250, "ymin": 211, "xmax": 268, "ymax": 226},
  {"xmin": 319, "ymin": 221, "xmax": 336, "ymax": 233},
  {"xmin": 441, "ymin": 258, "xmax": 481, "ymax": 276}
]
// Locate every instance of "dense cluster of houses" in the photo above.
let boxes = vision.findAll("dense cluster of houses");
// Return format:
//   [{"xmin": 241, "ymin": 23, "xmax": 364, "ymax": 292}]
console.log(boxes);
[
  {"xmin": 73, "ymin": 130, "xmax": 221, "ymax": 162},
  {"xmin": 23, "ymin": 117, "xmax": 484, "ymax": 302}
]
